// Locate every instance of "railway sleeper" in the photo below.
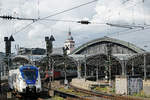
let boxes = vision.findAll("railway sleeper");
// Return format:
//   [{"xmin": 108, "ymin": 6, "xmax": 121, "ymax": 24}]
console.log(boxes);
[{"xmin": 70, "ymin": 85, "xmax": 145, "ymax": 100}]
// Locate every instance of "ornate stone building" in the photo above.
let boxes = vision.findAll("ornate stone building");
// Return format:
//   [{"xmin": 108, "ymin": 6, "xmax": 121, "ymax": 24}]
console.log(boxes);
[{"xmin": 64, "ymin": 29, "xmax": 75, "ymax": 55}]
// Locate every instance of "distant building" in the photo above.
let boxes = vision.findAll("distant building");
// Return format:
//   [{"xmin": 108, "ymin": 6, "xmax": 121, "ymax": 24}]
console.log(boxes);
[
  {"xmin": 0, "ymin": 52, "xmax": 5, "ymax": 60},
  {"xmin": 52, "ymin": 47, "xmax": 63, "ymax": 54},
  {"xmin": 64, "ymin": 29, "xmax": 75, "ymax": 54},
  {"xmin": 18, "ymin": 47, "xmax": 46, "ymax": 55}
]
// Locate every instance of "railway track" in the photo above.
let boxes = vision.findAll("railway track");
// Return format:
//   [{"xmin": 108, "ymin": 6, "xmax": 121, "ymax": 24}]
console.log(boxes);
[
  {"xmin": 0, "ymin": 92, "xmax": 51, "ymax": 100},
  {"xmin": 53, "ymin": 84, "xmax": 148, "ymax": 100},
  {"xmin": 54, "ymin": 89, "xmax": 93, "ymax": 100},
  {"xmin": 70, "ymin": 85, "xmax": 145, "ymax": 100},
  {"xmin": 1, "ymin": 79, "xmax": 148, "ymax": 100}
]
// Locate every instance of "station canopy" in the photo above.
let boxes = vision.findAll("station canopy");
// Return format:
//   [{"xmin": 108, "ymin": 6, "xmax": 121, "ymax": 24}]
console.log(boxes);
[{"xmin": 39, "ymin": 54, "xmax": 77, "ymax": 70}]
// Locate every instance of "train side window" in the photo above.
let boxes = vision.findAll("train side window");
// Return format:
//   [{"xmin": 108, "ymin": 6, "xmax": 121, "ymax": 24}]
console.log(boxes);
[{"xmin": 12, "ymin": 74, "xmax": 17, "ymax": 82}]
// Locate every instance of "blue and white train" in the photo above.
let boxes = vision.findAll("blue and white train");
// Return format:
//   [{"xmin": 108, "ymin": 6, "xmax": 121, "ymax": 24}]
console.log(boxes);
[{"xmin": 8, "ymin": 65, "xmax": 42, "ymax": 94}]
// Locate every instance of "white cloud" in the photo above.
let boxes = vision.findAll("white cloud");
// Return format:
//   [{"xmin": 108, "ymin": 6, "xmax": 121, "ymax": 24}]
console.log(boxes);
[{"xmin": 92, "ymin": 0, "xmax": 149, "ymax": 24}]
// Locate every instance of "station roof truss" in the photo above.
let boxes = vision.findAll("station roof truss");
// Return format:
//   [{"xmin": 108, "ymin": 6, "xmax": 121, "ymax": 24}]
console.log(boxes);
[
  {"xmin": 86, "ymin": 53, "xmax": 121, "ymax": 67},
  {"xmin": 12, "ymin": 55, "xmax": 32, "ymax": 65},
  {"xmin": 40, "ymin": 54, "xmax": 77, "ymax": 69},
  {"xmin": 127, "ymin": 53, "xmax": 150, "ymax": 66},
  {"xmin": 70, "ymin": 37, "xmax": 145, "ymax": 55},
  {"xmin": 126, "ymin": 52, "xmax": 150, "ymax": 73}
]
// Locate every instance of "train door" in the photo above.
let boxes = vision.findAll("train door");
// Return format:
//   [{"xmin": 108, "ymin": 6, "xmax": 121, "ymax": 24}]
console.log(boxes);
[{"xmin": 12, "ymin": 74, "xmax": 17, "ymax": 90}]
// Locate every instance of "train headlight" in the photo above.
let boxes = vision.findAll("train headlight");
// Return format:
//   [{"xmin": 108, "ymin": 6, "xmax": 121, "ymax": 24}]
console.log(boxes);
[{"xmin": 36, "ymin": 80, "xmax": 38, "ymax": 84}]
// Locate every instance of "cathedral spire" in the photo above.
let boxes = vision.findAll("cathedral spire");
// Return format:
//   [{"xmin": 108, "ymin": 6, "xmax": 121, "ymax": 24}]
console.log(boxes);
[
  {"xmin": 68, "ymin": 27, "xmax": 71, "ymax": 36},
  {"xmin": 67, "ymin": 28, "xmax": 73, "ymax": 40}
]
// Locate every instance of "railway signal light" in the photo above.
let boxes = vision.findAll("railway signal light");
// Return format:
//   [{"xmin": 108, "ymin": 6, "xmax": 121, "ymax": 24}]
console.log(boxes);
[
  {"xmin": 50, "ymin": 35, "xmax": 55, "ymax": 41},
  {"xmin": 9, "ymin": 35, "xmax": 15, "ymax": 41},
  {"xmin": 45, "ymin": 35, "xmax": 55, "ymax": 55},
  {"xmin": 4, "ymin": 35, "xmax": 15, "ymax": 74},
  {"xmin": 4, "ymin": 35, "xmax": 15, "ymax": 56},
  {"xmin": 45, "ymin": 36, "xmax": 49, "ymax": 41}
]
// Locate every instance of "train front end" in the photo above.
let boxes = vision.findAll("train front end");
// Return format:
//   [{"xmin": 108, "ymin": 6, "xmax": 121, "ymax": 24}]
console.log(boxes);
[{"xmin": 19, "ymin": 65, "xmax": 41, "ymax": 94}]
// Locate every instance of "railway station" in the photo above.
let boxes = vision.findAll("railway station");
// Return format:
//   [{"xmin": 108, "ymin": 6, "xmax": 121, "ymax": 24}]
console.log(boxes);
[
  {"xmin": 1, "ymin": 0, "xmax": 150, "ymax": 100},
  {"xmin": 35, "ymin": 36, "xmax": 150, "ymax": 80},
  {"xmin": 7, "ymin": 33, "xmax": 150, "ymax": 80},
  {"xmin": 0, "ymin": 29, "xmax": 150, "ymax": 100},
  {"xmin": 1, "ymin": 31, "xmax": 150, "ymax": 100}
]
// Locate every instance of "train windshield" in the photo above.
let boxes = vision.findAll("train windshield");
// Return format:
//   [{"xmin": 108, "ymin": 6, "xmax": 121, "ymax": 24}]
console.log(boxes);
[{"xmin": 22, "ymin": 69, "xmax": 37, "ymax": 80}]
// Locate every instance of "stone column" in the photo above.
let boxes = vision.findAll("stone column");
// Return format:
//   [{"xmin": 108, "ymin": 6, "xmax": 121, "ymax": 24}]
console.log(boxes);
[
  {"xmin": 121, "ymin": 60, "xmax": 125, "ymax": 75},
  {"xmin": 77, "ymin": 60, "xmax": 81, "ymax": 78},
  {"xmin": 84, "ymin": 55, "xmax": 87, "ymax": 79},
  {"xmin": 132, "ymin": 61, "xmax": 134, "ymax": 76},
  {"xmin": 144, "ymin": 54, "xmax": 147, "ymax": 80}
]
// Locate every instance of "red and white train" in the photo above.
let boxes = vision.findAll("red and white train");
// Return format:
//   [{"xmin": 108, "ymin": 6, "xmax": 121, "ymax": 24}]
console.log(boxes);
[{"xmin": 43, "ymin": 69, "xmax": 77, "ymax": 79}]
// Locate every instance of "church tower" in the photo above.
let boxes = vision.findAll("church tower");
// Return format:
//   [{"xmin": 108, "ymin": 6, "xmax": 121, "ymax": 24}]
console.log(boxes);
[{"xmin": 64, "ymin": 29, "xmax": 75, "ymax": 54}]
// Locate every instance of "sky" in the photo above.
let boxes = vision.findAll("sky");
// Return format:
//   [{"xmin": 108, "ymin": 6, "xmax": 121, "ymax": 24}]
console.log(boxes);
[{"xmin": 0, "ymin": 0, "xmax": 150, "ymax": 53}]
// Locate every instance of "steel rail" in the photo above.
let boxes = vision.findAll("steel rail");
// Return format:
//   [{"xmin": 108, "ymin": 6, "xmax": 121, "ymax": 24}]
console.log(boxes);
[{"xmin": 70, "ymin": 85, "xmax": 144, "ymax": 100}]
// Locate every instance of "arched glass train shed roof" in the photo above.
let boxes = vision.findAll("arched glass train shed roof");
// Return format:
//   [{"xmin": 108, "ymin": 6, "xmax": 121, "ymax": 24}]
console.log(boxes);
[
  {"xmin": 69, "ymin": 37, "xmax": 149, "ymax": 78},
  {"xmin": 69, "ymin": 36, "xmax": 146, "ymax": 67},
  {"xmin": 12, "ymin": 55, "xmax": 32, "ymax": 64},
  {"xmin": 70, "ymin": 37, "xmax": 145, "ymax": 55}
]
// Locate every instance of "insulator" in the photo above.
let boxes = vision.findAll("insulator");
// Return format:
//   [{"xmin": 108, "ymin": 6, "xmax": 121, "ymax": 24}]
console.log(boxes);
[{"xmin": 77, "ymin": 20, "xmax": 91, "ymax": 24}]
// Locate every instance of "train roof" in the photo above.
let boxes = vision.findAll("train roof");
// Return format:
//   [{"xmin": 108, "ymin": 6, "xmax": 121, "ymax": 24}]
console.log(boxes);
[{"xmin": 19, "ymin": 65, "xmax": 38, "ymax": 70}]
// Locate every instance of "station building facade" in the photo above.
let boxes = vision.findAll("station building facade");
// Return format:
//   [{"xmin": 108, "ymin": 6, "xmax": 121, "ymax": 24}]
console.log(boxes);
[{"xmin": 70, "ymin": 36, "xmax": 150, "ymax": 79}]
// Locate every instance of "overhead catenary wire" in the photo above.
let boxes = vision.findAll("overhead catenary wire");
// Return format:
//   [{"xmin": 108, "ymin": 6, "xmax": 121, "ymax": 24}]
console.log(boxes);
[
  {"xmin": 41, "ymin": 19, "xmax": 77, "ymax": 23},
  {"xmin": 0, "ymin": 0, "xmax": 98, "ymax": 22},
  {"xmin": 12, "ymin": 22, "xmax": 35, "ymax": 35},
  {"xmin": 106, "ymin": 24, "xmax": 150, "ymax": 37},
  {"xmin": 41, "ymin": 19, "xmax": 106, "ymax": 25},
  {"xmin": 122, "ymin": 0, "xmax": 130, "ymax": 4},
  {"xmin": 3, "ymin": 0, "xmax": 144, "ymax": 37},
  {"xmin": 131, "ymin": 3, "xmax": 136, "ymax": 25},
  {"xmin": 10, "ymin": 0, "xmax": 98, "ymax": 36},
  {"xmin": 39, "ymin": 0, "xmax": 98, "ymax": 20},
  {"xmin": 118, "ymin": 1, "xmax": 141, "ymax": 17},
  {"xmin": 103, "ymin": 0, "xmax": 147, "ymax": 37},
  {"xmin": 142, "ymin": 0, "xmax": 146, "ymax": 25},
  {"xmin": 100, "ymin": 0, "xmax": 142, "ymax": 28},
  {"xmin": 37, "ymin": 0, "xmax": 40, "ymax": 19},
  {"xmin": 1, "ymin": 0, "xmax": 148, "ymax": 43},
  {"xmin": 107, "ymin": 1, "xmax": 150, "ymax": 37}
]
